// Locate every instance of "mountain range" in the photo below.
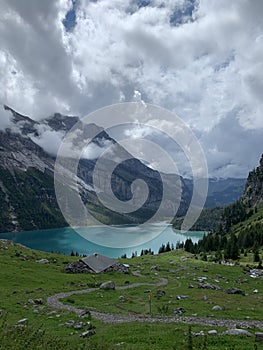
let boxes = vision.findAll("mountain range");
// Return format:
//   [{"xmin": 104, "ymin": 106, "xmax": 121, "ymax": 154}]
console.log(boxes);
[{"xmin": 0, "ymin": 105, "xmax": 246, "ymax": 233}]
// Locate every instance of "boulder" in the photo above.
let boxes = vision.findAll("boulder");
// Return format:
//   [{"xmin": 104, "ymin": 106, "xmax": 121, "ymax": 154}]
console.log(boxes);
[
  {"xmin": 80, "ymin": 329, "xmax": 96, "ymax": 338},
  {"xmin": 176, "ymin": 295, "xmax": 189, "ymax": 300},
  {"xmin": 36, "ymin": 259, "xmax": 49, "ymax": 264},
  {"xmin": 34, "ymin": 298, "xmax": 43, "ymax": 305},
  {"xmin": 255, "ymin": 332, "xmax": 263, "ymax": 343},
  {"xmin": 222, "ymin": 329, "xmax": 252, "ymax": 337},
  {"xmin": 17, "ymin": 318, "xmax": 28, "ymax": 324},
  {"xmin": 156, "ymin": 290, "xmax": 165, "ymax": 297},
  {"xmin": 100, "ymin": 281, "xmax": 115, "ymax": 290},
  {"xmin": 79, "ymin": 309, "xmax": 91, "ymax": 318},
  {"xmin": 173, "ymin": 307, "xmax": 186, "ymax": 314},
  {"xmin": 208, "ymin": 330, "xmax": 217, "ymax": 335},
  {"xmin": 74, "ymin": 322, "xmax": 84, "ymax": 330},
  {"xmin": 226, "ymin": 288, "xmax": 245, "ymax": 296},
  {"xmin": 212, "ymin": 305, "xmax": 222, "ymax": 311}
]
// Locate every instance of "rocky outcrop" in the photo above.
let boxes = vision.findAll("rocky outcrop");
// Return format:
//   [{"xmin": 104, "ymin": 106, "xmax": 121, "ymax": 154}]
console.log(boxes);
[{"xmin": 242, "ymin": 154, "xmax": 263, "ymax": 206}]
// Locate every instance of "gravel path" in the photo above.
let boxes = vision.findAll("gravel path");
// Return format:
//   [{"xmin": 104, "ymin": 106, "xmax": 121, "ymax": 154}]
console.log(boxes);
[{"xmin": 46, "ymin": 278, "xmax": 263, "ymax": 330}]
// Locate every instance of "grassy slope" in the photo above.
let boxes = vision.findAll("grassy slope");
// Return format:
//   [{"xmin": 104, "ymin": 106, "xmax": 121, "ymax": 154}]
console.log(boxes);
[{"xmin": 0, "ymin": 240, "xmax": 262, "ymax": 349}]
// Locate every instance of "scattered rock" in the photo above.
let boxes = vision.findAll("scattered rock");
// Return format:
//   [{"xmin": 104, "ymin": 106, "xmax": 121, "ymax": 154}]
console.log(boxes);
[
  {"xmin": 17, "ymin": 318, "xmax": 28, "ymax": 324},
  {"xmin": 236, "ymin": 278, "xmax": 248, "ymax": 284},
  {"xmin": 248, "ymin": 269, "xmax": 263, "ymax": 279},
  {"xmin": 188, "ymin": 284, "xmax": 194, "ymax": 289},
  {"xmin": 196, "ymin": 276, "xmax": 207, "ymax": 283},
  {"xmin": 156, "ymin": 290, "xmax": 165, "ymax": 297},
  {"xmin": 222, "ymin": 329, "xmax": 252, "ymax": 337},
  {"xmin": 46, "ymin": 310, "xmax": 58, "ymax": 315},
  {"xmin": 173, "ymin": 307, "xmax": 186, "ymax": 314},
  {"xmin": 208, "ymin": 330, "xmax": 217, "ymax": 335},
  {"xmin": 34, "ymin": 298, "xmax": 43, "ymax": 305},
  {"xmin": 226, "ymin": 288, "xmax": 245, "ymax": 296},
  {"xmin": 36, "ymin": 259, "xmax": 49, "ymax": 264},
  {"xmin": 74, "ymin": 322, "xmax": 84, "ymax": 330},
  {"xmin": 100, "ymin": 281, "xmax": 115, "ymax": 290},
  {"xmin": 192, "ymin": 331, "xmax": 205, "ymax": 336},
  {"xmin": 202, "ymin": 295, "xmax": 208, "ymax": 301},
  {"xmin": 0, "ymin": 309, "xmax": 2, "ymax": 317},
  {"xmin": 79, "ymin": 309, "xmax": 91, "ymax": 318},
  {"xmin": 80, "ymin": 329, "xmax": 96, "ymax": 338},
  {"xmin": 198, "ymin": 283, "xmax": 221, "ymax": 290},
  {"xmin": 150, "ymin": 265, "xmax": 159, "ymax": 271},
  {"xmin": 176, "ymin": 295, "xmax": 189, "ymax": 300},
  {"xmin": 212, "ymin": 305, "xmax": 222, "ymax": 311},
  {"xmin": 63, "ymin": 320, "xmax": 75, "ymax": 327},
  {"xmin": 255, "ymin": 332, "xmax": 263, "ymax": 343},
  {"xmin": 253, "ymin": 289, "xmax": 259, "ymax": 293}
]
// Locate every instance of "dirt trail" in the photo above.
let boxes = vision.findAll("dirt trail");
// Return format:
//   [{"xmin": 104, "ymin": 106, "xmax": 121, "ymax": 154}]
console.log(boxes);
[{"xmin": 46, "ymin": 278, "xmax": 263, "ymax": 329}]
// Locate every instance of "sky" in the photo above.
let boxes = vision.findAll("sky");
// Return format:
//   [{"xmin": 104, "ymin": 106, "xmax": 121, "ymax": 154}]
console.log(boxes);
[{"xmin": 0, "ymin": 0, "xmax": 263, "ymax": 178}]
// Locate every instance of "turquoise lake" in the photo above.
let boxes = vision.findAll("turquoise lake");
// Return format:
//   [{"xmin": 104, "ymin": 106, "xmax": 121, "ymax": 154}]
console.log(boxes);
[{"xmin": 0, "ymin": 224, "xmax": 206, "ymax": 258}]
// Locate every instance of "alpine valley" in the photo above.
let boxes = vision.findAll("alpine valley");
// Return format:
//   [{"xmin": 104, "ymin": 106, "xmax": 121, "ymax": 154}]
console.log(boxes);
[{"xmin": 0, "ymin": 105, "xmax": 245, "ymax": 233}]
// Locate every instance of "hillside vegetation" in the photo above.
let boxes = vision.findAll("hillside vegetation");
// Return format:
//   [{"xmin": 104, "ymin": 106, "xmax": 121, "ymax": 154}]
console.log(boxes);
[
  {"xmin": 0, "ymin": 240, "xmax": 263, "ymax": 349},
  {"xmin": 180, "ymin": 155, "xmax": 263, "ymax": 263}
]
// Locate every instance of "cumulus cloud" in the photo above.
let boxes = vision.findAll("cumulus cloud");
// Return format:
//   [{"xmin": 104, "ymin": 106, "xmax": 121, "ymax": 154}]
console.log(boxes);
[
  {"xmin": 82, "ymin": 138, "xmax": 114, "ymax": 160},
  {"xmin": 1, "ymin": 0, "xmax": 263, "ymax": 176},
  {"xmin": 30, "ymin": 128, "xmax": 65, "ymax": 156}
]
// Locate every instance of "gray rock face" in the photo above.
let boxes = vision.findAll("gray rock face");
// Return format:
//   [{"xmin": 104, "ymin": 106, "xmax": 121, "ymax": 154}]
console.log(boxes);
[{"xmin": 100, "ymin": 281, "xmax": 115, "ymax": 290}]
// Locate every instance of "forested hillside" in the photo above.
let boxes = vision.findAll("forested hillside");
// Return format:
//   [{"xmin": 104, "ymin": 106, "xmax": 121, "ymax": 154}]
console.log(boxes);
[{"xmin": 181, "ymin": 154, "xmax": 263, "ymax": 262}]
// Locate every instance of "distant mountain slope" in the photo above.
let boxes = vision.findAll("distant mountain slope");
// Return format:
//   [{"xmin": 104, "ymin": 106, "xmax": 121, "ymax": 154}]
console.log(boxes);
[
  {"xmin": 0, "ymin": 105, "xmax": 191, "ymax": 232},
  {"xmin": 184, "ymin": 177, "xmax": 246, "ymax": 208},
  {"xmin": 181, "ymin": 155, "xmax": 263, "ymax": 259}
]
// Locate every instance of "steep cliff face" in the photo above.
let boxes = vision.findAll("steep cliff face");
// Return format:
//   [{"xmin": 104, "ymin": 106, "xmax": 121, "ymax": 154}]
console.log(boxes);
[
  {"xmin": 0, "ymin": 105, "xmax": 191, "ymax": 232},
  {"xmin": 242, "ymin": 154, "xmax": 263, "ymax": 206}
]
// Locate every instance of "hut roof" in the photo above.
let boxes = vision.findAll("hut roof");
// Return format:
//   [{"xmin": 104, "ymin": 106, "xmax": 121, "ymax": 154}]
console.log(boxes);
[{"xmin": 81, "ymin": 253, "xmax": 117, "ymax": 273}]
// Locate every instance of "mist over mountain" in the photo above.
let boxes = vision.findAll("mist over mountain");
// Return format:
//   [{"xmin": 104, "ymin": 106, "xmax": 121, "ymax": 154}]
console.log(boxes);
[{"xmin": 0, "ymin": 105, "xmax": 192, "ymax": 232}]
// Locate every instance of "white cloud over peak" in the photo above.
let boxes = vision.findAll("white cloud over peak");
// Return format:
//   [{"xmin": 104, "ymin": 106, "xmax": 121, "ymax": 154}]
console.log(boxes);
[{"xmin": 0, "ymin": 0, "xmax": 263, "ymax": 177}]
